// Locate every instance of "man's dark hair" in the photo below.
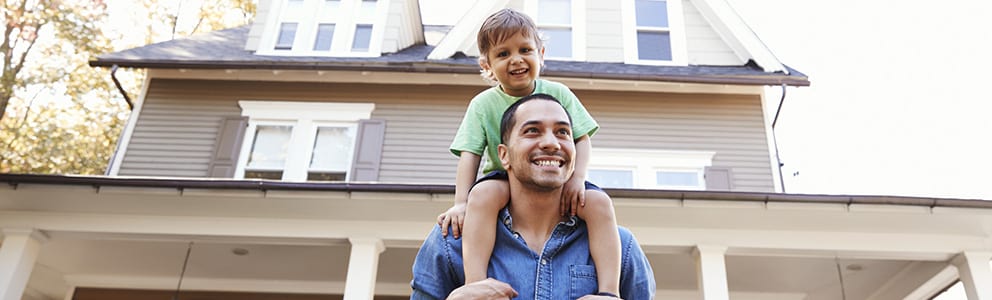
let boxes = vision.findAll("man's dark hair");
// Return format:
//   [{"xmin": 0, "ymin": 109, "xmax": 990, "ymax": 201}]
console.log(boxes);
[{"xmin": 499, "ymin": 93, "xmax": 573, "ymax": 144}]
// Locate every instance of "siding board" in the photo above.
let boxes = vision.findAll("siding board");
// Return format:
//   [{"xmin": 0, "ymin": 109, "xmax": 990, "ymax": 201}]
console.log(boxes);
[{"xmin": 123, "ymin": 79, "xmax": 773, "ymax": 191}]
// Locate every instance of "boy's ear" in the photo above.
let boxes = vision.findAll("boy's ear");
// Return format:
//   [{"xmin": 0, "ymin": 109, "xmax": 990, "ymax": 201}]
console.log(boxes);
[
  {"xmin": 478, "ymin": 57, "xmax": 491, "ymax": 70},
  {"xmin": 498, "ymin": 144, "xmax": 510, "ymax": 171}
]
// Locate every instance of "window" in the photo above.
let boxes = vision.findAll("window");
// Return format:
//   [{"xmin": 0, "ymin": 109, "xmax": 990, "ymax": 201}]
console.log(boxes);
[
  {"xmin": 352, "ymin": 24, "xmax": 373, "ymax": 51},
  {"xmin": 258, "ymin": 0, "xmax": 385, "ymax": 57},
  {"xmin": 526, "ymin": 0, "xmax": 585, "ymax": 60},
  {"xmin": 313, "ymin": 24, "xmax": 335, "ymax": 51},
  {"xmin": 236, "ymin": 101, "xmax": 375, "ymax": 182},
  {"xmin": 621, "ymin": 0, "xmax": 686, "ymax": 65},
  {"xmin": 275, "ymin": 23, "xmax": 298, "ymax": 50},
  {"xmin": 587, "ymin": 148, "xmax": 714, "ymax": 190}
]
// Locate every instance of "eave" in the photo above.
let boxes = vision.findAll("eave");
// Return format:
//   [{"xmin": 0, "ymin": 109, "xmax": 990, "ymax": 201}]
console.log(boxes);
[{"xmin": 1, "ymin": 173, "xmax": 983, "ymax": 209}]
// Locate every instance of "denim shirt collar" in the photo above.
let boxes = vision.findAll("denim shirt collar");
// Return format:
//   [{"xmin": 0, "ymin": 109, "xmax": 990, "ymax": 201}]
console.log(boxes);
[{"xmin": 499, "ymin": 206, "xmax": 579, "ymax": 232}]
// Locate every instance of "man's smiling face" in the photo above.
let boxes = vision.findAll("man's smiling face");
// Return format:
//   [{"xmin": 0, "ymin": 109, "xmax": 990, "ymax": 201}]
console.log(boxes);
[{"xmin": 499, "ymin": 99, "xmax": 575, "ymax": 191}]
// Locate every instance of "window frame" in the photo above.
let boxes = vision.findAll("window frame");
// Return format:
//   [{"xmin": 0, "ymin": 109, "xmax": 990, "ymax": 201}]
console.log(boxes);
[
  {"xmin": 587, "ymin": 148, "xmax": 714, "ymax": 190},
  {"xmin": 620, "ymin": 0, "xmax": 688, "ymax": 66},
  {"xmin": 256, "ymin": 0, "xmax": 390, "ymax": 57},
  {"xmin": 524, "ymin": 0, "xmax": 586, "ymax": 61},
  {"xmin": 235, "ymin": 101, "xmax": 375, "ymax": 182}
]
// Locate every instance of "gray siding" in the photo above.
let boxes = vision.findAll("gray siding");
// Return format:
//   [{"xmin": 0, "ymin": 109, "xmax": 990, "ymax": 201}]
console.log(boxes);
[
  {"xmin": 576, "ymin": 90, "xmax": 774, "ymax": 192},
  {"xmin": 683, "ymin": 0, "xmax": 742, "ymax": 65},
  {"xmin": 120, "ymin": 79, "xmax": 476, "ymax": 183},
  {"xmin": 122, "ymin": 79, "xmax": 773, "ymax": 191},
  {"xmin": 584, "ymin": 1, "xmax": 624, "ymax": 62}
]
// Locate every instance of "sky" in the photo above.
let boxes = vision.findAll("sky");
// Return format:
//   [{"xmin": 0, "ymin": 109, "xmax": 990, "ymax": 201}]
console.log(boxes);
[{"xmin": 425, "ymin": 0, "xmax": 992, "ymax": 201}]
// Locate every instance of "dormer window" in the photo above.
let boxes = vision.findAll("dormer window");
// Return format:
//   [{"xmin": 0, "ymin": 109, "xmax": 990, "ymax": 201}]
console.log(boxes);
[
  {"xmin": 526, "ymin": 0, "xmax": 586, "ymax": 60},
  {"xmin": 257, "ymin": 0, "xmax": 386, "ymax": 57},
  {"xmin": 622, "ymin": 0, "xmax": 687, "ymax": 65}
]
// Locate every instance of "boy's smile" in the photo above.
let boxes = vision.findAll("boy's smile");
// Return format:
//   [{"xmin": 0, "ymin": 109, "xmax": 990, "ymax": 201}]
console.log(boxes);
[{"xmin": 480, "ymin": 32, "xmax": 545, "ymax": 97}]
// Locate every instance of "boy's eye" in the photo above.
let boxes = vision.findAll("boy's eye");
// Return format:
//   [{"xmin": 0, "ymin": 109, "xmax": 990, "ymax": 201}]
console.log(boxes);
[
  {"xmin": 520, "ymin": 48, "xmax": 531, "ymax": 54},
  {"xmin": 496, "ymin": 51, "xmax": 509, "ymax": 57}
]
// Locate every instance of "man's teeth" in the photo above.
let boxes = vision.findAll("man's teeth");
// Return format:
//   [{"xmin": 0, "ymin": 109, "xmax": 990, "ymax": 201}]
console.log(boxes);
[{"xmin": 535, "ymin": 160, "xmax": 558, "ymax": 167}]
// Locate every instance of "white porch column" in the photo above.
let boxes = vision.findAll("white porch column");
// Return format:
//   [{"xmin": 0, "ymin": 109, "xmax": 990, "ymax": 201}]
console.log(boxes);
[
  {"xmin": 952, "ymin": 251, "xmax": 992, "ymax": 300},
  {"xmin": 343, "ymin": 237, "xmax": 385, "ymax": 300},
  {"xmin": 0, "ymin": 229, "xmax": 47, "ymax": 300},
  {"xmin": 693, "ymin": 245, "xmax": 729, "ymax": 300}
]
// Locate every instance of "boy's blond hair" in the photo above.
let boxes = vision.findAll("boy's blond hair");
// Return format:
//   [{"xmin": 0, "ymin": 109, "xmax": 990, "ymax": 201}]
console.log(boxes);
[{"xmin": 477, "ymin": 8, "xmax": 544, "ymax": 84}]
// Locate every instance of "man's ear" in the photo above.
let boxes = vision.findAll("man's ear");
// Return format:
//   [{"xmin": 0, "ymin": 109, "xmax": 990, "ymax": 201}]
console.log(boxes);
[{"xmin": 498, "ymin": 144, "xmax": 510, "ymax": 171}]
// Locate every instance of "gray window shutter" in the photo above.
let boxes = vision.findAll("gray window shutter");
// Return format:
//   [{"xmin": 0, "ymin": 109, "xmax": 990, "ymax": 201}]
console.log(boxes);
[
  {"xmin": 349, "ymin": 119, "xmax": 386, "ymax": 182},
  {"xmin": 207, "ymin": 117, "xmax": 249, "ymax": 178},
  {"xmin": 704, "ymin": 167, "xmax": 733, "ymax": 191}
]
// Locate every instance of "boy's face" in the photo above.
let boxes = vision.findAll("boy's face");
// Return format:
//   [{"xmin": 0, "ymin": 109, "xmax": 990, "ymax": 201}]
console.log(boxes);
[{"xmin": 479, "ymin": 32, "xmax": 545, "ymax": 97}]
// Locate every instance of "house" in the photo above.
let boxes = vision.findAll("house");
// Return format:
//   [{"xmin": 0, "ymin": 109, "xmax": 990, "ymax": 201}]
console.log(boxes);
[{"xmin": 1, "ymin": 0, "xmax": 991, "ymax": 299}]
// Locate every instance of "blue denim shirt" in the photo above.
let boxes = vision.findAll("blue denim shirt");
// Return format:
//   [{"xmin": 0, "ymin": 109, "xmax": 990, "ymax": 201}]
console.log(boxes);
[{"xmin": 411, "ymin": 208, "xmax": 656, "ymax": 300}]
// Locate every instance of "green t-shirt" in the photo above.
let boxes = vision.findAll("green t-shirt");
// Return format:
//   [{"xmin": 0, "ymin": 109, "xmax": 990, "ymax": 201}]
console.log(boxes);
[{"xmin": 450, "ymin": 79, "xmax": 599, "ymax": 173}]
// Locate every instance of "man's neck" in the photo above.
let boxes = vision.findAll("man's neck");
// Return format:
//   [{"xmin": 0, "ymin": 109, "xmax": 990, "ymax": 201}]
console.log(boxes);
[{"xmin": 507, "ymin": 187, "xmax": 566, "ymax": 254}]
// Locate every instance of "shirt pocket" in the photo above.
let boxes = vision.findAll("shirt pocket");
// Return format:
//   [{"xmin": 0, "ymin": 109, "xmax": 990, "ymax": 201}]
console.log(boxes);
[{"xmin": 569, "ymin": 264, "xmax": 598, "ymax": 299}]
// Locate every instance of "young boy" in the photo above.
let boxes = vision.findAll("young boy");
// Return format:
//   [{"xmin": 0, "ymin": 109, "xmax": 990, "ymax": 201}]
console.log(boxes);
[{"xmin": 436, "ymin": 8, "xmax": 622, "ymax": 297}]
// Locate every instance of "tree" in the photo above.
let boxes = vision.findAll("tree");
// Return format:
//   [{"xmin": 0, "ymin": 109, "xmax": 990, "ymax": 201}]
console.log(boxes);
[{"xmin": 1, "ymin": 0, "xmax": 255, "ymax": 174}]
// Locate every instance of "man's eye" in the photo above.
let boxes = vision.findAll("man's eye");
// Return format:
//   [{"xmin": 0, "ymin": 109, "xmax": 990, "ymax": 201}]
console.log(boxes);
[
  {"xmin": 556, "ymin": 129, "xmax": 570, "ymax": 135},
  {"xmin": 524, "ymin": 128, "xmax": 538, "ymax": 134}
]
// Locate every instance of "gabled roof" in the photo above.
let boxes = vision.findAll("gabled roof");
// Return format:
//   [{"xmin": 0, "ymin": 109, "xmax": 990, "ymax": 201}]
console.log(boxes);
[{"xmin": 90, "ymin": 26, "xmax": 808, "ymax": 86}]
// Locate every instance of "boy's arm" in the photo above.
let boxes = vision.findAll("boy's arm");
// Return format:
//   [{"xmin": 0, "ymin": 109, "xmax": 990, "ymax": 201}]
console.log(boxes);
[
  {"xmin": 562, "ymin": 135, "xmax": 591, "ymax": 217},
  {"xmin": 437, "ymin": 152, "xmax": 482, "ymax": 238}
]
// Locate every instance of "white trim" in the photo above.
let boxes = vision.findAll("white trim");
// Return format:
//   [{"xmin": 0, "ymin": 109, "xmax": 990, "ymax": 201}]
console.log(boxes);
[
  {"xmin": 588, "ymin": 148, "xmax": 714, "ymax": 190},
  {"xmin": 235, "ymin": 101, "xmax": 374, "ymax": 182},
  {"xmin": 760, "ymin": 87, "xmax": 784, "ymax": 192},
  {"xmin": 255, "ymin": 0, "xmax": 389, "ymax": 57},
  {"xmin": 107, "ymin": 73, "xmax": 153, "ymax": 176},
  {"xmin": 693, "ymin": 245, "xmax": 731, "ymax": 300},
  {"xmin": 688, "ymin": 0, "xmax": 786, "ymax": 73},
  {"xmin": 621, "ymin": 0, "xmax": 688, "ymax": 66}
]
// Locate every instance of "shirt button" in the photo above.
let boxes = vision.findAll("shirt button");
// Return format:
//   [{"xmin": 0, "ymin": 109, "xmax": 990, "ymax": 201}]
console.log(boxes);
[
  {"xmin": 541, "ymin": 259, "xmax": 548, "ymax": 265},
  {"xmin": 503, "ymin": 219, "xmax": 511, "ymax": 225},
  {"xmin": 513, "ymin": 233, "xmax": 520, "ymax": 239}
]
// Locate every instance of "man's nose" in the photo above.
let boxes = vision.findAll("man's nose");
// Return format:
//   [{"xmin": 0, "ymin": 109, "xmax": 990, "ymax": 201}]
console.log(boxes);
[{"xmin": 538, "ymin": 131, "xmax": 560, "ymax": 151}]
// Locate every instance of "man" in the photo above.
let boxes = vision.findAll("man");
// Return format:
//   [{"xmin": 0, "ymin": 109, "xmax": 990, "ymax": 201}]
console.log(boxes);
[{"xmin": 411, "ymin": 94, "xmax": 656, "ymax": 299}]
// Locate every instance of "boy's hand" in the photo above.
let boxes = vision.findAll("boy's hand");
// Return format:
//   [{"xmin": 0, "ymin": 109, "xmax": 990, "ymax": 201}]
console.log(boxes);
[
  {"xmin": 437, "ymin": 203, "xmax": 467, "ymax": 239},
  {"xmin": 561, "ymin": 175, "xmax": 586, "ymax": 217}
]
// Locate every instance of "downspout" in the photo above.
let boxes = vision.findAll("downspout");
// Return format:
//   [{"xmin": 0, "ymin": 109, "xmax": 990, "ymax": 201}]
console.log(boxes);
[
  {"xmin": 770, "ymin": 84, "xmax": 787, "ymax": 192},
  {"xmin": 110, "ymin": 64, "xmax": 134, "ymax": 110},
  {"xmin": 105, "ymin": 64, "xmax": 134, "ymax": 175}
]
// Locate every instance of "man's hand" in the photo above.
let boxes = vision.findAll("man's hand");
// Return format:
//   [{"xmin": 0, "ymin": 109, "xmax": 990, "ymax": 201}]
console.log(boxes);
[
  {"xmin": 560, "ymin": 174, "xmax": 586, "ymax": 217},
  {"xmin": 437, "ymin": 203, "xmax": 467, "ymax": 238},
  {"xmin": 447, "ymin": 278, "xmax": 518, "ymax": 300}
]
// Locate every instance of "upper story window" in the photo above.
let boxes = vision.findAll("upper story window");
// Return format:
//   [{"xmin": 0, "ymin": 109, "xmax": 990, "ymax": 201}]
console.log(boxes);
[
  {"xmin": 236, "ymin": 101, "xmax": 375, "ymax": 182},
  {"xmin": 526, "ymin": 0, "xmax": 586, "ymax": 60},
  {"xmin": 586, "ymin": 148, "xmax": 714, "ymax": 190},
  {"xmin": 621, "ymin": 0, "xmax": 687, "ymax": 65},
  {"xmin": 257, "ymin": 0, "xmax": 387, "ymax": 57}
]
